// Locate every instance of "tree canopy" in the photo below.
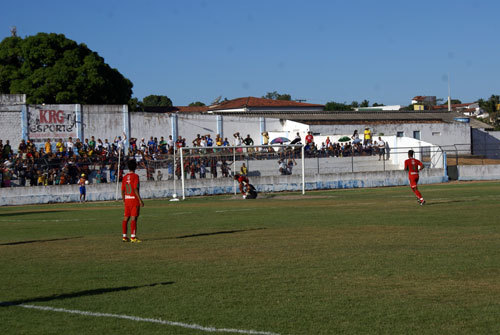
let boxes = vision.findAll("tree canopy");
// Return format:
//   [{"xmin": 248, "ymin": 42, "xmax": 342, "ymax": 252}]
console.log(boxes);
[
  {"xmin": 189, "ymin": 101, "xmax": 206, "ymax": 107},
  {"xmin": 0, "ymin": 33, "xmax": 133, "ymax": 104},
  {"xmin": 262, "ymin": 91, "xmax": 292, "ymax": 101},
  {"xmin": 324, "ymin": 101, "xmax": 354, "ymax": 111},
  {"xmin": 142, "ymin": 94, "xmax": 173, "ymax": 107},
  {"xmin": 478, "ymin": 95, "xmax": 500, "ymax": 128}
]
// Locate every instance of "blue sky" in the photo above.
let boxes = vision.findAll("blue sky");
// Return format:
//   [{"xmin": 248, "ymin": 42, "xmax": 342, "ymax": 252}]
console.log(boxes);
[{"xmin": 1, "ymin": 0, "xmax": 499, "ymax": 106}]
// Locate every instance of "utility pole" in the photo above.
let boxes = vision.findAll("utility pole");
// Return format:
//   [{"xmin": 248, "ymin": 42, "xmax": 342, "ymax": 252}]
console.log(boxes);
[{"xmin": 447, "ymin": 73, "xmax": 451, "ymax": 112}]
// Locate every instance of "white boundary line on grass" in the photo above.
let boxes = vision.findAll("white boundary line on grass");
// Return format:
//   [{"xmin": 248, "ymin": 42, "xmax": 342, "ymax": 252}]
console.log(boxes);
[
  {"xmin": 0, "ymin": 219, "xmax": 97, "ymax": 222},
  {"xmin": 16, "ymin": 304, "xmax": 280, "ymax": 335}
]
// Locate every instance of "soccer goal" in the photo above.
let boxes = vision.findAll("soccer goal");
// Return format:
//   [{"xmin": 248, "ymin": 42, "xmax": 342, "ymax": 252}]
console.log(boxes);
[{"xmin": 174, "ymin": 144, "xmax": 306, "ymax": 199}]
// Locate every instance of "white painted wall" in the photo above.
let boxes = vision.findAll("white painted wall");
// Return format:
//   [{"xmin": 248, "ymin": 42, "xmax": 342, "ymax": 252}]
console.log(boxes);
[
  {"xmin": 310, "ymin": 122, "xmax": 470, "ymax": 149},
  {"xmin": 0, "ymin": 105, "xmax": 474, "ymax": 157},
  {"xmin": 0, "ymin": 109, "xmax": 22, "ymax": 146},
  {"xmin": 83, "ymin": 105, "xmax": 125, "ymax": 141}
]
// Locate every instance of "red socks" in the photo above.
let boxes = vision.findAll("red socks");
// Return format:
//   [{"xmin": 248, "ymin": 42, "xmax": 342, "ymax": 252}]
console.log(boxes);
[
  {"xmin": 412, "ymin": 188, "xmax": 423, "ymax": 200},
  {"xmin": 131, "ymin": 220, "xmax": 137, "ymax": 238},
  {"xmin": 122, "ymin": 219, "xmax": 128, "ymax": 237}
]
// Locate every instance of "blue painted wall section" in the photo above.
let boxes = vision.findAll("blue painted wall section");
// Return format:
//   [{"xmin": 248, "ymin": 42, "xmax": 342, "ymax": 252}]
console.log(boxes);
[
  {"xmin": 123, "ymin": 104, "xmax": 130, "ymax": 149},
  {"xmin": 217, "ymin": 115, "xmax": 223, "ymax": 138},
  {"xmin": 21, "ymin": 104, "xmax": 28, "ymax": 141},
  {"xmin": 76, "ymin": 104, "xmax": 83, "ymax": 141},
  {"xmin": 171, "ymin": 114, "xmax": 178, "ymax": 140}
]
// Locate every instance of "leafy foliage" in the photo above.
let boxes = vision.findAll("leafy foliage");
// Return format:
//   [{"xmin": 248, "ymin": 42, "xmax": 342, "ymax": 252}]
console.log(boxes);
[
  {"xmin": 128, "ymin": 97, "xmax": 144, "ymax": 112},
  {"xmin": 0, "ymin": 33, "xmax": 133, "ymax": 104},
  {"xmin": 262, "ymin": 91, "xmax": 291, "ymax": 101},
  {"xmin": 142, "ymin": 94, "xmax": 173, "ymax": 107},
  {"xmin": 189, "ymin": 101, "xmax": 206, "ymax": 107},
  {"xmin": 478, "ymin": 95, "xmax": 500, "ymax": 128},
  {"xmin": 324, "ymin": 101, "xmax": 354, "ymax": 111}
]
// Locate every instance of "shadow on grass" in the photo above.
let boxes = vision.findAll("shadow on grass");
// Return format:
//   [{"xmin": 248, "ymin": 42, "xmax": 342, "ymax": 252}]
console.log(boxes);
[
  {"xmin": 147, "ymin": 228, "xmax": 266, "ymax": 241},
  {"xmin": 424, "ymin": 200, "xmax": 467, "ymax": 206},
  {"xmin": 0, "ymin": 236, "xmax": 83, "ymax": 246},
  {"xmin": 0, "ymin": 281, "xmax": 174, "ymax": 307},
  {"xmin": 0, "ymin": 210, "xmax": 65, "ymax": 217}
]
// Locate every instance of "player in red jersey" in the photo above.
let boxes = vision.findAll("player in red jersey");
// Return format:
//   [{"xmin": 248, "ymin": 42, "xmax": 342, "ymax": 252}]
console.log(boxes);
[
  {"xmin": 121, "ymin": 159, "xmax": 144, "ymax": 242},
  {"xmin": 404, "ymin": 150, "xmax": 425, "ymax": 205},
  {"xmin": 234, "ymin": 173, "xmax": 258, "ymax": 199},
  {"xmin": 234, "ymin": 173, "xmax": 249, "ymax": 198}
]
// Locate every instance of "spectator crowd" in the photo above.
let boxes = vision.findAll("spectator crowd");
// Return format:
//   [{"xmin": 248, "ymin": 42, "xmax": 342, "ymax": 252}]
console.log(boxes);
[{"xmin": 0, "ymin": 128, "xmax": 386, "ymax": 188}]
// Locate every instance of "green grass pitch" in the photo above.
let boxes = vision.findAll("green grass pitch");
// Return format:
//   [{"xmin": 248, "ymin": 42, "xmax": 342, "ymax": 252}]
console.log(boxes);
[{"xmin": 1, "ymin": 182, "xmax": 499, "ymax": 334}]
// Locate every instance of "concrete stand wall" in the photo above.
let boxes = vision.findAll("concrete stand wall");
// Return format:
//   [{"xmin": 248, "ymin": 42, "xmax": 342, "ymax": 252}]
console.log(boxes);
[{"xmin": 0, "ymin": 168, "xmax": 448, "ymax": 206}]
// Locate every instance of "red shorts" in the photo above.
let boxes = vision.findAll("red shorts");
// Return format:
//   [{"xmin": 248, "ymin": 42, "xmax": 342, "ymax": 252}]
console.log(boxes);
[
  {"xmin": 409, "ymin": 175, "xmax": 419, "ymax": 188},
  {"xmin": 124, "ymin": 202, "xmax": 140, "ymax": 217}
]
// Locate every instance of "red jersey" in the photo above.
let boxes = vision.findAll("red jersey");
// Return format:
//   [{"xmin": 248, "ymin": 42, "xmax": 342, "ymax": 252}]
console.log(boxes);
[
  {"xmin": 122, "ymin": 172, "xmax": 140, "ymax": 205},
  {"xmin": 404, "ymin": 158, "xmax": 423, "ymax": 176},
  {"xmin": 238, "ymin": 175, "xmax": 249, "ymax": 185},
  {"xmin": 305, "ymin": 134, "xmax": 313, "ymax": 144}
]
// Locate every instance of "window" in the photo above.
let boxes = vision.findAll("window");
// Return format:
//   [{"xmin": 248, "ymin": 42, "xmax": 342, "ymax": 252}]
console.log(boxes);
[
  {"xmin": 432, "ymin": 132, "xmax": 441, "ymax": 136},
  {"xmin": 413, "ymin": 131, "xmax": 421, "ymax": 140},
  {"xmin": 396, "ymin": 131, "xmax": 404, "ymax": 137}
]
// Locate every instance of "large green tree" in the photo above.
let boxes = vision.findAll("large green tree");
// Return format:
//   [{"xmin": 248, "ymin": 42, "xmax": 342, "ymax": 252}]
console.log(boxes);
[{"xmin": 0, "ymin": 33, "xmax": 132, "ymax": 104}]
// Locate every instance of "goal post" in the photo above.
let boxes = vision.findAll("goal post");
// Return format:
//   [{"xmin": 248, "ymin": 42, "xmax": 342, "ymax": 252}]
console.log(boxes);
[{"xmin": 177, "ymin": 144, "xmax": 305, "ymax": 199}]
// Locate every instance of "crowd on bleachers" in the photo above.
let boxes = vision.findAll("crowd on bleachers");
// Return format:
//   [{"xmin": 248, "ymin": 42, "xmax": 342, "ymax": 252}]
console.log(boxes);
[{"xmin": 0, "ymin": 128, "xmax": 386, "ymax": 187}]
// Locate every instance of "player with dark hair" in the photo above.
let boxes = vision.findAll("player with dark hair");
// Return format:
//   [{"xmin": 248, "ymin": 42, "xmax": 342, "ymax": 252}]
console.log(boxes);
[
  {"xmin": 234, "ymin": 173, "xmax": 258, "ymax": 199},
  {"xmin": 404, "ymin": 150, "xmax": 425, "ymax": 205},
  {"xmin": 121, "ymin": 159, "xmax": 144, "ymax": 242}
]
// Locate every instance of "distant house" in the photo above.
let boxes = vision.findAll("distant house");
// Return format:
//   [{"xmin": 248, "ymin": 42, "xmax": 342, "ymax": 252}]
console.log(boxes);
[
  {"xmin": 411, "ymin": 96, "xmax": 436, "ymax": 105},
  {"xmin": 207, "ymin": 97, "xmax": 324, "ymax": 114},
  {"xmin": 142, "ymin": 96, "xmax": 324, "ymax": 114},
  {"xmin": 431, "ymin": 102, "xmax": 487, "ymax": 118}
]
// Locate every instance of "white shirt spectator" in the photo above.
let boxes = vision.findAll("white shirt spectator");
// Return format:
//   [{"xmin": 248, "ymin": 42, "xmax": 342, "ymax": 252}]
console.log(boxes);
[
  {"xmin": 139, "ymin": 139, "xmax": 147, "ymax": 152},
  {"xmin": 103, "ymin": 140, "xmax": 110, "ymax": 151},
  {"xmin": 167, "ymin": 137, "xmax": 174, "ymax": 150},
  {"xmin": 66, "ymin": 139, "xmax": 74, "ymax": 152}
]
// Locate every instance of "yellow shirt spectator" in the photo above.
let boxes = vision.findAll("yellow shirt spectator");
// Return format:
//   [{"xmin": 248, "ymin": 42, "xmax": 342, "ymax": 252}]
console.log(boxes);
[
  {"xmin": 262, "ymin": 132, "xmax": 269, "ymax": 145},
  {"xmin": 45, "ymin": 140, "xmax": 52, "ymax": 154},
  {"xmin": 364, "ymin": 128, "xmax": 372, "ymax": 140},
  {"xmin": 56, "ymin": 140, "xmax": 64, "ymax": 153}
]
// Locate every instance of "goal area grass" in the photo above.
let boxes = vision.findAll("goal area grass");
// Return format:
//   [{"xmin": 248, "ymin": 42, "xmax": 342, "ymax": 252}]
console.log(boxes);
[{"xmin": 1, "ymin": 181, "xmax": 499, "ymax": 334}]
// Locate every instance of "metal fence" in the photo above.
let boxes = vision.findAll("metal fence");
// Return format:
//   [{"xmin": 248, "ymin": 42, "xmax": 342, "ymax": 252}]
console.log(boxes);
[{"xmin": 2, "ymin": 142, "xmax": 499, "ymax": 189}]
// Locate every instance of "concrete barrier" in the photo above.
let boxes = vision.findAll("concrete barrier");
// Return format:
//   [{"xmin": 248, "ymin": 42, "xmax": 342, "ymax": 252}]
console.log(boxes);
[
  {"xmin": 457, "ymin": 165, "xmax": 500, "ymax": 181},
  {"xmin": 0, "ymin": 168, "xmax": 448, "ymax": 206}
]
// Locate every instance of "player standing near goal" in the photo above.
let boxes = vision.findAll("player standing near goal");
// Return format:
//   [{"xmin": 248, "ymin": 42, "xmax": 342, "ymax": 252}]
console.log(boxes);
[
  {"xmin": 121, "ymin": 159, "xmax": 144, "ymax": 242},
  {"xmin": 404, "ymin": 150, "xmax": 425, "ymax": 205}
]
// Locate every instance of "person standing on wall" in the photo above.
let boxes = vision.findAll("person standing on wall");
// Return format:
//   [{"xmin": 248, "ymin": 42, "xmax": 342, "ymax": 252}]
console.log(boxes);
[
  {"xmin": 363, "ymin": 127, "xmax": 372, "ymax": 146},
  {"xmin": 377, "ymin": 137, "xmax": 386, "ymax": 161}
]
